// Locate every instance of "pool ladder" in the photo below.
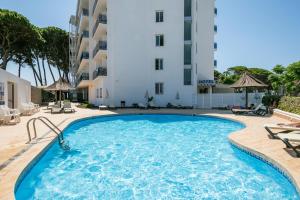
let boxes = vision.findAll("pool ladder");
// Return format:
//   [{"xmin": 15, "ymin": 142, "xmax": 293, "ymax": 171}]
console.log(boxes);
[{"xmin": 26, "ymin": 116, "xmax": 70, "ymax": 151}]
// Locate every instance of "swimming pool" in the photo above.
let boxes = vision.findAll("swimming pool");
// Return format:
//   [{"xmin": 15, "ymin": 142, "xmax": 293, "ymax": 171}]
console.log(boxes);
[{"xmin": 15, "ymin": 114, "xmax": 299, "ymax": 199}]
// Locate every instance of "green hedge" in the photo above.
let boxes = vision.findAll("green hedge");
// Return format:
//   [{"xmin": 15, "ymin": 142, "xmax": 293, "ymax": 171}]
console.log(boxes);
[{"xmin": 278, "ymin": 96, "xmax": 300, "ymax": 115}]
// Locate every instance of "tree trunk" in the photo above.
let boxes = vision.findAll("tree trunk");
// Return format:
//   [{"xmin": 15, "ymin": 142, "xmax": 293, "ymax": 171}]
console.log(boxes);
[
  {"xmin": 32, "ymin": 67, "xmax": 38, "ymax": 87},
  {"xmin": 18, "ymin": 63, "xmax": 21, "ymax": 77},
  {"xmin": 31, "ymin": 65, "xmax": 43, "ymax": 86},
  {"xmin": 42, "ymin": 58, "xmax": 47, "ymax": 85},
  {"xmin": 47, "ymin": 59, "xmax": 56, "ymax": 82},
  {"xmin": 35, "ymin": 56, "xmax": 43, "ymax": 85},
  {"xmin": 0, "ymin": 51, "xmax": 9, "ymax": 70},
  {"xmin": 57, "ymin": 66, "xmax": 62, "ymax": 79}
]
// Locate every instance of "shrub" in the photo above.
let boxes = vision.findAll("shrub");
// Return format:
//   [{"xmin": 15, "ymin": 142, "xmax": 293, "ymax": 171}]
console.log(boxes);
[
  {"xmin": 77, "ymin": 102, "xmax": 95, "ymax": 109},
  {"xmin": 262, "ymin": 94, "xmax": 281, "ymax": 107},
  {"xmin": 278, "ymin": 96, "xmax": 300, "ymax": 115}
]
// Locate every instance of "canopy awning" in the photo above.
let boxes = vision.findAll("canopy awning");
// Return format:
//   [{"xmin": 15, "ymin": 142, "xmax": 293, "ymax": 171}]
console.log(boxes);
[
  {"xmin": 231, "ymin": 73, "xmax": 267, "ymax": 88},
  {"xmin": 44, "ymin": 78, "xmax": 74, "ymax": 91}
]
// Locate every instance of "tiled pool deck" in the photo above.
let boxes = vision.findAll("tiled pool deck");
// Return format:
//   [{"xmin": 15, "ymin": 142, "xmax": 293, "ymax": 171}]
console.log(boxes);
[{"xmin": 0, "ymin": 106, "xmax": 299, "ymax": 199}]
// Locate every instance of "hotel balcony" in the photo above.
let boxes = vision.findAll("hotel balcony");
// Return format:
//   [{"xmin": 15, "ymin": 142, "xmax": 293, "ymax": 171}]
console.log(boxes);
[
  {"xmin": 92, "ymin": 14, "xmax": 107, "ymax": 40},
  {"xmin": 93, "ymin": 66, "xmax": 107, "ymax": 80},
  {"xmin": 77, "ymin": 52, "xmax": 89, "ymax": 74},
  {"xmin": 92, "ymin": 0, "xmax": 107, "ymax": 18},
  {"xmin": 78, "ymin": 8, "xmax": 89, "ymax": 33},
  {"xmin": 93, "ymin": 41, "xmax": 107, "ymax": 62},
  {"xmin": 76, "ymin": 72, "xmax": 91, "ymax": 88},
  {"xmin": 76, "ymin": 30, "xmax": 89, "ymax": 60}
]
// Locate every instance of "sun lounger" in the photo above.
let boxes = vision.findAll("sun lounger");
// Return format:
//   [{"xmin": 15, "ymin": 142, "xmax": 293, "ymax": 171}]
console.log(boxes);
[
  {"xmin": 264, "ymin": 123, "xmax": 300, "ymax": 139},
  {"xmin": 63, "ymin": 102, "xmax": 75, "ymax": 113},
  {"xmin": 21, "ymin": 103, "xmax": 36, "ymax": 115},
  {"xmin": 138, "ymin": 103, "xmax": 147, "ymax": 109},
  {"xmin": 51, "ymin": 106, "xmax": 62, "ymax": 114},
  {"xmin": 47, "ymin": 102, "xmax": 56, "ymax": 110},
  {"xmin": 231, "ymin": 103, "xmax": 266, "ymax": 116},
  {"xmin": 99, "ymin": 105, "xmax": 108, "ymax": 110},
  {"xmin": 108, "ymin": 104, "xmax": 117, "ymax": 110},
  {"xmin": 167, "ymin": 103, "xmax": 182, "ymax": 109},
  {"xmin": 148, "ymin": 102, "xmax": 159, "ymax": 109},
  {"xmin": 277, "ymin": 133, "xmax": 300, "ymax": 157}
]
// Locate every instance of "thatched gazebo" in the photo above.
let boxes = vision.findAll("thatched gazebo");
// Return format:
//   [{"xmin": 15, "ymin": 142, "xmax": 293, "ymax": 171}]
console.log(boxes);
[
  {"xmin": 44, "ymin": 78, "xmax": 74, "ymax": 105},
  {"xmin": 231, "ymin": 73, "xmax": 268, "ymax": 108}
]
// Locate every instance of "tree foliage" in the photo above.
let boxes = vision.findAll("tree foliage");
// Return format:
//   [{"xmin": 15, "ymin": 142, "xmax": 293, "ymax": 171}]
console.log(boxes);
[{"xmin": 0, "ymin": 9, "xmax": 69, "ymax": 86}]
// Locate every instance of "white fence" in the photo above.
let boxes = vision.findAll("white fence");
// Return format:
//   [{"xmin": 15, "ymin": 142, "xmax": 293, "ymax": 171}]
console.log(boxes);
[{"xmin": 197, "ymin": 93, "xmax": 265, "ymax": 108}]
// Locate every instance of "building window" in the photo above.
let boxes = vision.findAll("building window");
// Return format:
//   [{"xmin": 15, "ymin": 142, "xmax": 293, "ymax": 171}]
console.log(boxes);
[
  {"xmin": 184, "ymin": 21, "xmax": 192, "ymax": 41},
  {"xmin": 155, "ymin": 83, "xmax": 164, "ymax": 95},
  {"xmin": 156, "ymin": 11, "xmax": 164, "ymax": 22},
  {"xmin": 100, "ymin": 88, "xmax": 103, "ymax": 98},
  {"xmin": 0, "ymin": 82, "xmax": 4, "ymax": 105},
  {"xmin": 184, "ymin": 68, "xmax": 192, "ymax": 85},
  {"xmin": 156, "ymin": 34, "xmax": 164, "ymax": 46},
  {"xmin": 155, "ymin": 58, "xmax": 163, "ymax": 70},
  {"xmin": 96, "ymin": 88, "xmax": 99, "ymax": 98}
]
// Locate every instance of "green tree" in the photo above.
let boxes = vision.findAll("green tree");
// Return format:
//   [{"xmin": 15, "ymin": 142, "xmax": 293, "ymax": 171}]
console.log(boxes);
[{"xmin": 0, "ymin": 9, "xmax": 39, "ymax": 70}]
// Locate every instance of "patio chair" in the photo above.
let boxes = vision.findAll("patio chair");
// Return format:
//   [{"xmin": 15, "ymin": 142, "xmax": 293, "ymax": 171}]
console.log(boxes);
[
  {"xmin": 264, "ymin": 123, "xmax": 300, "ymax": 139},
  {"xmin": 277, "ymin": 133, "xmax": 300, "ymax": 157},
  {"xmin": 0, "ymin": 106, "xmax": 20, "ymax": 124},
  {"xmin": 148, "ymin": 102, "xmax": 159, "ymax": 109},
  {"xmin": 231, "ymin": 103, "xmax": 266, "ymax": 116},
  {"xmin": 138, "ymin": 103, "xmax": 147, "ymax": 109},
  {"xmin": 28, "ymin": 102, "xmax": 40, "ymax": 112},
  {"xmin": 63, "ymin": 102, "xmax": 75, "ymax": 113}
]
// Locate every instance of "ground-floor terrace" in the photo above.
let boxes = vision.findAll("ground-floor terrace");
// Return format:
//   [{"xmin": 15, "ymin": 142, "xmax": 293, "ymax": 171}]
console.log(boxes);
[{"xmin": 0, "ymin": 106, "xmax": 300, "ymax": 199}]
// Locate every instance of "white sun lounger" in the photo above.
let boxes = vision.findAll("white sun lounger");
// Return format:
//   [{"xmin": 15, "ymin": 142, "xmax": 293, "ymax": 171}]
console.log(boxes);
[
  {"xmin": 277, "ymin": 133, "xmax": 300, "ymax": 157},
  {"xmin": 138, "ymin": 103, "xmax": 147, "ymax": 109},
  {"xmin": 264, "ymin": 123, "xmax": 300, "ymax": 139}
]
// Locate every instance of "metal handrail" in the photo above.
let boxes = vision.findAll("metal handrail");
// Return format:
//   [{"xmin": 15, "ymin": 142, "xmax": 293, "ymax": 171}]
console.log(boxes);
[{"xmin": 26, "ymin": 116, "xmax": 70, "ymax": 150}]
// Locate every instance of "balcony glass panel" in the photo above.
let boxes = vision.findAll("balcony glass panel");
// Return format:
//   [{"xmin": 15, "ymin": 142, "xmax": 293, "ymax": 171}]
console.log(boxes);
[
  {"xmin": 184, "ymin": 21, "xmax": 192, "ymax": 41},
  {"xmin": 184, "ymin": 0, "xmax": 192, "ymax": 17},
  {"xmin": 184, "ymin": 44, "xmax": 192, "ymax": 65}
]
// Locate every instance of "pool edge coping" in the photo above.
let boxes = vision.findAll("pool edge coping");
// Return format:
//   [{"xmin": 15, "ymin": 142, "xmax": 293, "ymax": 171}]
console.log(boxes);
[{"xmin": 1, "ymin": 112, "xmax": 299, "ymax": 199}]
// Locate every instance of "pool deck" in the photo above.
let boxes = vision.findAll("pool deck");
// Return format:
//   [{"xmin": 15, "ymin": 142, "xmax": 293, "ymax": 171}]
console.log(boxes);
[{"xmin": 0, "ymin": 106, "xmax": 300, "ymax": 199}]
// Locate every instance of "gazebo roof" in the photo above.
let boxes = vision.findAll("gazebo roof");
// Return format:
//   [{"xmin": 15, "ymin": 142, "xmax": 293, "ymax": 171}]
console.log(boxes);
[
  {"xmin": 44, "ymin": 78, "xmax": 74, "ymax": 91},
  {"xmin": 231, "ymin": 73, "xmax": 268, "ymax": 88}
]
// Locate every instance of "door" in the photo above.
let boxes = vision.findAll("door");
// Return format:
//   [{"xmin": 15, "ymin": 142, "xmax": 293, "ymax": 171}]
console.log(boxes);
[{"xmin": 7, "ymin": 82, "xmax": 14, "ymax": 108}]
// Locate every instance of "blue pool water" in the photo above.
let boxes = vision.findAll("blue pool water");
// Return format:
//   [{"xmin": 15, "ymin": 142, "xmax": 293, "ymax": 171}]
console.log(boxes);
[{"xmin": 15, "ymin": 114, "xmax": 299, "ymax": 199}]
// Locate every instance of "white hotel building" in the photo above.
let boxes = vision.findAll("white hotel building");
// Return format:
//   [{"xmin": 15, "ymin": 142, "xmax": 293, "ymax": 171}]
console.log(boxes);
[{"xmin": 69, "ymin": 0, "xmax": 217, "ymax": 108}]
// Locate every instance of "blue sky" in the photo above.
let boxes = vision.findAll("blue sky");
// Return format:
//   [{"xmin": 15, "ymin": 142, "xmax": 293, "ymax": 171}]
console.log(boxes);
[{"xmin": 1, "ymin": 0, "xmax": 300, "ymax": 85}]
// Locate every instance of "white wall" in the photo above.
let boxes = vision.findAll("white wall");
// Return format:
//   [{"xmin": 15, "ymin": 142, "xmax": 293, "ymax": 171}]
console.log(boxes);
[
  {"xmin": 0, "ymin": 68, "xmax": 31, "ymax": 110},
  {"xmin": 197, "ymin": 93, "xmax": 265, "ymax": 108},
  {"xmin": 83, "ymin": 0, "xmax": 215, "ymax": 107}
]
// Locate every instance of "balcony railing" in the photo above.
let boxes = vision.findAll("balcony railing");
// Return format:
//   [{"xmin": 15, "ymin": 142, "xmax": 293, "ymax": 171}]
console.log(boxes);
[
  {"xmin": 92, "ymin": 15, "xmax": 107, "ymax": 37},
  {"xmin": 92, "ymin": 0, "xmax": 98, "ymax": 15},
  {"xmin": 93, "ymin": 41, "xmax": 107, "ymax": 58},
  {"xmin": 93, "ymin": 67, "xmax": 107, "ymax": 79},
  {"xmin": 80, "ymin": 52, "xmax": 89, "ymax": 63},
  {"xmin": 76, "ymin": 73, "xmax": 89, "ymax": 86}
]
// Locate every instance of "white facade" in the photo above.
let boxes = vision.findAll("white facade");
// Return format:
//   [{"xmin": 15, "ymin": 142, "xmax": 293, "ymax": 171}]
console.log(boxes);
[
  {"xmin": 71, "ymin": 0, "xmax": 216, "ymax": 107},
  {"xmin": 0, "ymin": 68, "xmax": 31, "ymax": 110}
]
